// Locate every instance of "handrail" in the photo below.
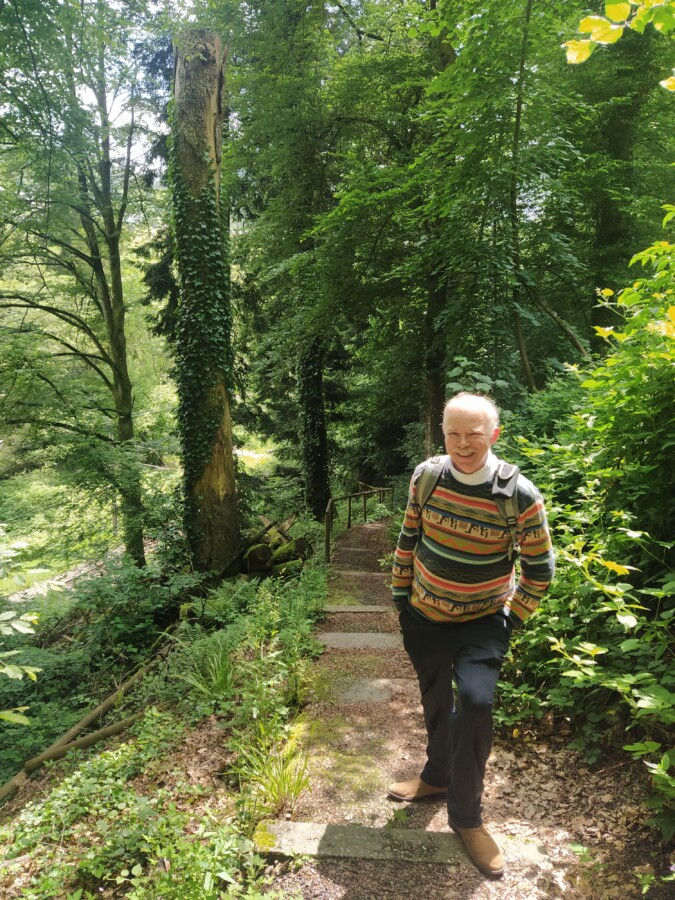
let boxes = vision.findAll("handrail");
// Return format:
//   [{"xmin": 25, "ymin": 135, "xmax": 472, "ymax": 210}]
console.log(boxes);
[{"xmin": 324, "ymin": 485, "xmax": 394, "ymax": 562}]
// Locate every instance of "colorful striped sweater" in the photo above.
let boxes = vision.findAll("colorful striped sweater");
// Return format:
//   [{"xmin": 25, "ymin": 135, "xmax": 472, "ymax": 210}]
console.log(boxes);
[{"xmin": 391, "ymin": 455, "xmax": 555, "ymax": 624}]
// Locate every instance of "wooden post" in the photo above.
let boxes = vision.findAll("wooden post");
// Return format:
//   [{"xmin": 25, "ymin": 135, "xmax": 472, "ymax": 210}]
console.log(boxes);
[
  {"xmin": 324, "ymin": 504, "xmax": 332, "ymax": 563},
  {"xmin": 347, "ymin": 496, "xmax": 352, "ymax": 529},
  {"xmin": 363, "ymin": 493, "xmax": 367, "ymax": 520}
]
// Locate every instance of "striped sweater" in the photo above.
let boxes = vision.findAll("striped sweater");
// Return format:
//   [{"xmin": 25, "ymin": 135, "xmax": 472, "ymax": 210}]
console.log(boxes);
[{"xmin": 391, "ymin": 455, "xmax": 555, "ymax": 623}]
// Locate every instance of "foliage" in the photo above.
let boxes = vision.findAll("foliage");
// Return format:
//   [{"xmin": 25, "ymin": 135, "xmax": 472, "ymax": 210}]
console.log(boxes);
[
  {"xmin": 0, "ymin": 608, "xmax": 40, "ymax": 726},
  {"xmin": 0, "ymin": 710, "xmax": 268, "ymax": 898},
  {"xmin": 0, "ymin": 559, "xmax": 327, "ymax": 896},
  {"xmin": 565, "ymin": 0, "xmax": 675, "ymax": 81},
  {"xmin": 497, "ymin": 239, "xmax": 675, "ymax": 838}
]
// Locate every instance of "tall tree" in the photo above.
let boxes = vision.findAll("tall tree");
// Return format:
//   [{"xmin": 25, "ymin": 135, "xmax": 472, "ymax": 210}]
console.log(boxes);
[
  {"xmin": 0, "ymin": 0, "xmax": 162, "ymax": 565},
  {"xmin": 225, "ymin": 0, "xmax": 335, "ymax": 515},
  {"xmin": 171, "ymin": 28, "xmax": 240, "ymax": 570}
]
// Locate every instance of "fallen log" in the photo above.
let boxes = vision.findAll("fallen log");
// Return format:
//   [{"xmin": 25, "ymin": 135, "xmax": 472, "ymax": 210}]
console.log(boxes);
[
  {"xmin": 242, "ymin": 543, "xmax": 273, "ymax": 573},
  {"xmin": 0, "ymin": 712, "xmax": 145, "ymax": 803},
  {"xmin": 0, "ymin": 661, "xmax": 155, "ymax": 804},
  {"xmin": 270, "ymin": 558, "xmax": 304, "ymax": 578},
  {"xmin": 270, "ymin": 538, "xmax": 310, "ymax": 566}
]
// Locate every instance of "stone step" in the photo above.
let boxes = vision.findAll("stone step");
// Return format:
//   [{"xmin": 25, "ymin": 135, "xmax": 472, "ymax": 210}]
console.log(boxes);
[
  {"xmin": 317, "ymin": 632, "xmax": 402, "ymax": 650},
  {"xmin": 254, "ymin": 821, "xmax": 549, "ymax": 867},
  {"xmin": 330, "ymin": 569, "xmax": 388, "ymax": 577},
  {"xmin": 331, "ymin": 676, "xmax": 412, "ymax": 704},
  {"xmin": 324, "ymin": 604, "xmax": 389, "ymax": 613}
]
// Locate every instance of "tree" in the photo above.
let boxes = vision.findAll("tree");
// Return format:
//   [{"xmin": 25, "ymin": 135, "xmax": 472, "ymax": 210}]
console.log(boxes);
[
  {"xmin": 224, "ymin": 0, "xmax": 335, "ymax": 515},
  {"xmin": 171, "ymin": 29, "xmax": 240, "ymax": 570},
  {"xmin": 0, "ymin": 0, "xmax": 163, "ymax": 565}
]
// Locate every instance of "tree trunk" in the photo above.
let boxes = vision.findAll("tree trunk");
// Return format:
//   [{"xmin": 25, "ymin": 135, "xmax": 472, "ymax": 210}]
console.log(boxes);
[
  {"xmin": 509, "ymin": 0, "xmax": 537, "ymax": 393},
  {"xmin": 173, "ymin": 30, "xmax": 240, "ymax": 571},
  {"xmin": 424, "ymin": 278, "xmax": 447, "ymax": 457},
  {"xmin": 69, "ymin": 25, "xmax": 146, "ymax": 566},
  {"xmin": 298, "ymin": 335, "xmax": 330, "ymax": 521}
]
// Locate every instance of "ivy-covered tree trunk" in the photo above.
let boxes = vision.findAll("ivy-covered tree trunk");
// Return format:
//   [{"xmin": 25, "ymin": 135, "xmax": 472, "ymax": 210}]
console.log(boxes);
[
  {"xmin": 172, "ymin": 30, "xmax": 240, "ymax": 571},
  {"xmin": 298, "ymin": 336, "xmax": 330, "ymax": 521}
]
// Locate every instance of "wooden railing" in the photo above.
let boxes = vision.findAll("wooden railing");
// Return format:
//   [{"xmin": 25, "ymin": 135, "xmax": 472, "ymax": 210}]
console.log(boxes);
[{"xmin": 324, "ymin": 484, "xmax": 394, "ymax": 562}]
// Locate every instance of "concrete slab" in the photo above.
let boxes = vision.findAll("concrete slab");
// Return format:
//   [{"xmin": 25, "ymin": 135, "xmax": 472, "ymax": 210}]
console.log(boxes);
[
  {"xmin": 317, "ymin": 632, "xmax": 402, "ymax": 650},
  {"xmin": 324, "ymin": 604, "xmax": 389, "ymax": 613},
  {"xmin": 332, "ymin": 677, "xmax": 410, "ymax": 704},
  {"xmin": 255, "ymin": 821, "xmax": 464, "ymax": 864},
  {"xmin": 255, "ymin": 821, "xmax": 551, "ymax": 867},
  {"xmin": 331, "ymin": 570, "xmax": 389, "ymax": 578}
]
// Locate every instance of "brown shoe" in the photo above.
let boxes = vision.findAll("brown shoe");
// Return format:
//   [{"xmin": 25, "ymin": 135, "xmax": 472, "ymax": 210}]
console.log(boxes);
[
  {"xmin": 451, "ymin": 823, "xmax": 504, "ymax": 877},
  {"xmin": 387, "ymin": 777, "xmax": 447, "ymax": 802}
]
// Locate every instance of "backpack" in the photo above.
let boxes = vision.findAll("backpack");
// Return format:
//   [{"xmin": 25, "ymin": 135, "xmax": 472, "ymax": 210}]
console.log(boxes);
[{"xmin": 415, "ymin": 455, "xmax": 521, "ymax": 559}]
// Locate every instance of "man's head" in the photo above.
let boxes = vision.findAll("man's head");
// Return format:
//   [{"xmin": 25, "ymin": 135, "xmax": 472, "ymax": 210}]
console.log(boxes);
[{"xmin": 442, "ymin": 392, "xmax": 500, "ymax": 474}]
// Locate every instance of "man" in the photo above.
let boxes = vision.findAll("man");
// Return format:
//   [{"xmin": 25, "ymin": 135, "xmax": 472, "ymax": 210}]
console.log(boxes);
[{"xmin": 389, "ymin": 392, "xmax": 554, "ymax": 877}]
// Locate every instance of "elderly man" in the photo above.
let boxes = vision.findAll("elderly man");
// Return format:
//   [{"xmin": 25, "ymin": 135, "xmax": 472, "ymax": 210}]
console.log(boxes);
[{"xmin": 390, "ymin": 392, "xmax": 554, "ymax": 877}]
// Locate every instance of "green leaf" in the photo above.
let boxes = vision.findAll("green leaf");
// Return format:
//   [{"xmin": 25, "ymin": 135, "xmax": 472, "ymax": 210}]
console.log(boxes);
[
  {"xmin": 131, "ymin": 864, "xmax": 143, "ymax": 876},
  {"xmin": 653, "ymin": 6, "xmax": 675, "ymax": 33},
  {"xmin": 624, "ymin": 740, "xmax": 661, "ymax": 754},
  {"xmin": 0, "ymin": 709, "xmax": 30, "ymax": 725},
  {"xmin": 620, "ymin": 638, "xmax": 641, "ymax": 652}
]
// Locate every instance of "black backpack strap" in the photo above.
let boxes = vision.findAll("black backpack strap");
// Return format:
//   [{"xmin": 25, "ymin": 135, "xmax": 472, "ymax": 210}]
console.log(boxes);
[{"xmin": 491, "ymin": 462, "xmax": 520, "ymax": 559}]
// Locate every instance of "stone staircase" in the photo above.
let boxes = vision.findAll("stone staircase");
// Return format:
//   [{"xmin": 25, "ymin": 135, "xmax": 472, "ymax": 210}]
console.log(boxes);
[{"xmin": 253, "ymin": 521, "xmax": 578, "ymax": 898}]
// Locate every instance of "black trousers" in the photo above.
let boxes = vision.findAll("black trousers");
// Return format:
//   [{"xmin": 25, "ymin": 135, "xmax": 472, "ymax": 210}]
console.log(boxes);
[{"xmin": 399, "ymin": 605, "xmax": 511, "ymax": 828}]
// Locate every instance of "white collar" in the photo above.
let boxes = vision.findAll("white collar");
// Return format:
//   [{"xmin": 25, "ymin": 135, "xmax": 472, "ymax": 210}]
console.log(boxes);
[{"xmin": 448, "ymin": 451, "xmax": 499, "ymax": 486}]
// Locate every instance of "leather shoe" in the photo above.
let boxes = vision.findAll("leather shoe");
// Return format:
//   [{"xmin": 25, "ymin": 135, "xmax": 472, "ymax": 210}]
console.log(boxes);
[
  {"xmin": 451, "ymin": 823, "xmax": 504, "ymax": 877},
  {"xmin": 387, "ymin": 776, "xmax": 447, "ymax": 802}
]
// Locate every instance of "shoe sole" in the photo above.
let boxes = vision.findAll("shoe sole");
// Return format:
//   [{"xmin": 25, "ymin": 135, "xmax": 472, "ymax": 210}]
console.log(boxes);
[
  {"xmin": 450, "ymin": 824, "xmax": 505, "ymax": 878},
  {"xmin": 387, "ymin": 788, "xmax": 447, "ymax": 802}
]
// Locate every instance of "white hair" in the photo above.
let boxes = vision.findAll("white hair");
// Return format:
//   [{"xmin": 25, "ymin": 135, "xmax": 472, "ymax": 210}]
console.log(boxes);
[{"xmin": 442, "ymin": 392, "xmax": 500, "ymax": 433}]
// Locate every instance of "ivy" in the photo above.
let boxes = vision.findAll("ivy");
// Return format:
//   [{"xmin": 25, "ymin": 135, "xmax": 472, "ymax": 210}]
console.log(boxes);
[{"xmin": 168, "ymin": 105, "xmax": 233, "ymax": 551}]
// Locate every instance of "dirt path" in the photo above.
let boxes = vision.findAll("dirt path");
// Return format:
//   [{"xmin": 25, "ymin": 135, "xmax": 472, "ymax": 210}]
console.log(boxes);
[{"xmin": 261, "ymin": 520, "xmax": 672, "ymax": 899}]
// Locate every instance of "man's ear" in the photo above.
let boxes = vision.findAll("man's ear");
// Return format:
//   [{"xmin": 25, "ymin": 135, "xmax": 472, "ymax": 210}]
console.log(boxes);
[{"xmin": 490, "ymin": 426, "xmax": 501, "ymax": 445}]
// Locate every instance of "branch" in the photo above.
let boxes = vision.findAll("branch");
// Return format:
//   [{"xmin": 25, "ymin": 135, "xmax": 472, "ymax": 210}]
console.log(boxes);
[
  {"xmin": 332, "ymin": 0, "xmax": 385, "ymax": 42},
  {"xmin": 0, "ymin": 295, "xmax": 111, "ymax": 362},
  {"xmin": 4, "ymin": 418, "xmax": 116, "ymax": 443},
  {"xmin": 0, "ymin": 660, "xmax": 157, "ymax": 802},
  {"xmin": 517, "ymin": 275, "xmax": 591, "ymax": 359},
  {"xmin": 117, "ymin": 81, "xmax": 136, "ymax": 234}
]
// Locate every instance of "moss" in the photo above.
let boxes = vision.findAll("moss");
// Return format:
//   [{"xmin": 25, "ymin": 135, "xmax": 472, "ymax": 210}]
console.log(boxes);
[
  {"xmin": 325, "ymin": 588, "xmax": 362, "ymax": 606},
  {"xmin": 253, "ymin": 821, "xmax": 278, "ymax": 853}
]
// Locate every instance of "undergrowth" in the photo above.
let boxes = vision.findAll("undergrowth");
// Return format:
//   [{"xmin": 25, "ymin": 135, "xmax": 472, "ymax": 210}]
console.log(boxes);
[{"xmin": 0, "ymin": 551, "xmax": 327, "ymax": 898}]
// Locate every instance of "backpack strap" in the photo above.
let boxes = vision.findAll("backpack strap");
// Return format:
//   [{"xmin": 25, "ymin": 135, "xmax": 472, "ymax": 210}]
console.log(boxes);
[
  {"xmin": 491, "ymin": 462, "xmax": 521, "ymax": 559},
  {"xmin": 416, "ymin": 455, "xmax": 447, "ymax": 511},
  {"xmin": 413, "ymin": 455, "xmax": 447, "ymax": 552}
]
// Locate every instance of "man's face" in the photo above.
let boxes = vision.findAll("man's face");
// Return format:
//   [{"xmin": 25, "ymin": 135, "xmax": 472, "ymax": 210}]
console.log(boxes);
[{"xmin": 443, "ymin": 404, "xmax": 500, "ymax": 474}]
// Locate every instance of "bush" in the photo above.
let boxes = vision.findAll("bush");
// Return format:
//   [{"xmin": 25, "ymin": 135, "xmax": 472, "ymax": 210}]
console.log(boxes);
[{"xmin": 497, "ymin": 240, "xmax": 675, "ymax": 839}]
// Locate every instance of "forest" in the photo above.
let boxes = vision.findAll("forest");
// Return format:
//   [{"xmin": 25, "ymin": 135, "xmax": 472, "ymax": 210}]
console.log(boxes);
[{"xmin": 0, "ymin": 0, "xmax": 673, "ymax": 897}]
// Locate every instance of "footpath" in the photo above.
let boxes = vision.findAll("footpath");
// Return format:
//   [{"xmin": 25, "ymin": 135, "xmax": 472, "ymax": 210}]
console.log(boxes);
[{"xmin": 257, "ymin": 520, "xmax": 666, "ymax": 900}]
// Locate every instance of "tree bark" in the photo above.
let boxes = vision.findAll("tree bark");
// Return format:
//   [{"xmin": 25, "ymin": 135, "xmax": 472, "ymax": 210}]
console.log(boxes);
[
  {"xmin": 173, "ymin": 30, "xmax": 240, "ymax": 571},
  {"xmin": 508, "ymin": 0, "xmax": 537, "ymax": 393},
  {"xmin": 424, "ymin": 277, "xmax": 447, "ymax": 457},
  {"xmin": 298, "ymin": 335, "xmax": 330, "ymax": 521}
]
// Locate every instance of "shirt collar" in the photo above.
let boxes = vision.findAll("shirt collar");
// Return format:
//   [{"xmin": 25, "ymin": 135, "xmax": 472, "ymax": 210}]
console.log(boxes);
[{"xmin": 447, "ymin": 451, "xmax": 498, "ymax": 486}]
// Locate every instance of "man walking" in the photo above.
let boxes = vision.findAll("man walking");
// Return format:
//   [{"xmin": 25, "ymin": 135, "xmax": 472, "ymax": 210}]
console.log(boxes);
[{"xmin": 389, "ymin": 392, "xmax": 554, "ymax": 877}]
